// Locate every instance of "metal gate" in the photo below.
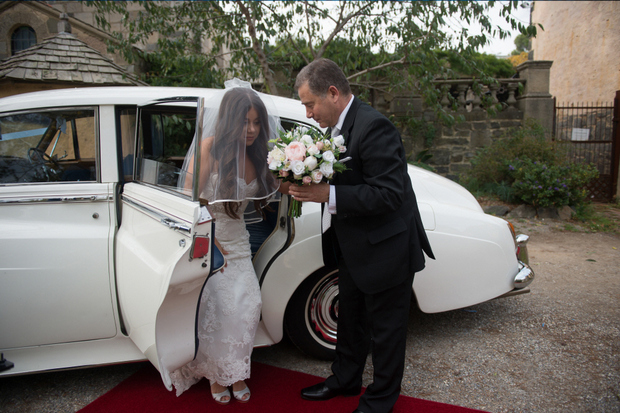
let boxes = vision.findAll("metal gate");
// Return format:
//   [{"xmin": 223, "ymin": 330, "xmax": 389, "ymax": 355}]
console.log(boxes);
[{"xmin": 553, "ymin": 91, "xmax": 620, "ymax": 202}]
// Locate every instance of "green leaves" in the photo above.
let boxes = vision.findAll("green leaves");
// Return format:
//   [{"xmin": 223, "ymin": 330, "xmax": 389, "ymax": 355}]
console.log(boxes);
[
  {"xmin": 462, "ymin": 119, "xmax": 599, "ymax": 208},
  {"xmin": 510, "ymin": 159, "xmax": 599, "ymax": 208},
  {"xmin": 87, "ymin": 1, "xmax": 538, "ymax": 102}
]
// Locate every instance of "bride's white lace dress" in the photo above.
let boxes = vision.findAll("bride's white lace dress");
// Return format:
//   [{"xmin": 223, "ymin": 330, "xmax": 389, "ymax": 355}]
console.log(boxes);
[{"xmin": 169, "ymin": 178, "xmax": 262, "ymax": 396}]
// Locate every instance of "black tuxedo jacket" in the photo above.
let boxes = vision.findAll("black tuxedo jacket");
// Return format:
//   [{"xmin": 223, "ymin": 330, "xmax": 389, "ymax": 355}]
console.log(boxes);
[{"xmin": 326, "ymin": 97, "xmax": 434, "ymax": 294}]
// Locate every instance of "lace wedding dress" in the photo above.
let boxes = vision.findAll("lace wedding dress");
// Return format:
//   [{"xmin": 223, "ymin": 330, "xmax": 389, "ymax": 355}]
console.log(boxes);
[{"xmin": 169, "ymin": 178, "xmax": 262, "ymax": 396}]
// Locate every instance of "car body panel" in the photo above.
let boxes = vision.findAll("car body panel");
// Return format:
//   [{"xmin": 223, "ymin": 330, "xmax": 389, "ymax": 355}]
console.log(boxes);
[{"xmin": 0, "ymin": 182, "xmax": 117, "ymax": 349}]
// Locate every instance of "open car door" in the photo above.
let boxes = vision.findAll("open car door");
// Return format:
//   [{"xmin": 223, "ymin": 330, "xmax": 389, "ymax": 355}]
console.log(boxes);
[{"xmin": 115, "ymin": 97, "xmax": 218, "ymax": 390}]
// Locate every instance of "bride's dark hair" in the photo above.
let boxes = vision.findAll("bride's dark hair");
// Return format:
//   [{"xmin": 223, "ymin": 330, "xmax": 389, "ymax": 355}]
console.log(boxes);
[{"xmin": 211, "ymin": 87, "xmax": 273, "ymax": 219}]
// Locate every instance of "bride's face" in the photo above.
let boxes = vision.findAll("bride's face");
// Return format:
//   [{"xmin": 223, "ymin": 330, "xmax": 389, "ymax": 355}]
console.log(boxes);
[{"xmin": 244, "ymin": 107, "xmax": 261, "ymax": 147}]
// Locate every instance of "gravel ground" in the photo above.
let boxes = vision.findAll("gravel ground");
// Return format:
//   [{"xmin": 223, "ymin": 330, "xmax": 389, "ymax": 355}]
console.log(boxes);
[{"xmin": 1, "ymin": 217, "xmax": 619, "ymax": 413}]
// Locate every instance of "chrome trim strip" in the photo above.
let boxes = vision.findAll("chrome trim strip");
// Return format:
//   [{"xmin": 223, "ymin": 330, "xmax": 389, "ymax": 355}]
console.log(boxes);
[
  {"xmin": 122, "ymin": 195, "xmax": 192, "ymax": 234},
  {"xmin": 497, "ymin": 287, "xmax": 531, "ymax": 299},
  {"xmin": 0, "ymin": 194, "xmax": 112, "ymax": 204}
]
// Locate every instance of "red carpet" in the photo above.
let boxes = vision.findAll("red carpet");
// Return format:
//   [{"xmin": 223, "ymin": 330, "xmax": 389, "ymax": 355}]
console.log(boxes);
[{"xmin": 78, "ymin": 362, "xmax": 487, "ymax": 413}]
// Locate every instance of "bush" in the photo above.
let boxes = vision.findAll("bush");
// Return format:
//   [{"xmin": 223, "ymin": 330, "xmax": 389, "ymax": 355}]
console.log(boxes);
[
  {"xmin": 509, "ymin": 159, "xmax": 599, "ymax": 208},
  {"xmin": 461, "ymin": 119, "xmax": 599, "ymax": 208},
  {"xmin": 463, "ymin": 120, "xmax": 559, "ymax": 184}
]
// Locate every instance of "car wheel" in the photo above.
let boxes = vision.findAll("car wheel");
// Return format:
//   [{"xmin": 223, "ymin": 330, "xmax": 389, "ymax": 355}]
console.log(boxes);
[{"xmin": 284, "ymin": 267, "xmax": 339, "ymax": 361}]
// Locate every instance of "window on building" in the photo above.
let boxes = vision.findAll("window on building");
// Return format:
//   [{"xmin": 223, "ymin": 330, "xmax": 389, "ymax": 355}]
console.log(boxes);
[{"xmin": 11, "ymin": 26, "xmax": 36, "ymax": 55}]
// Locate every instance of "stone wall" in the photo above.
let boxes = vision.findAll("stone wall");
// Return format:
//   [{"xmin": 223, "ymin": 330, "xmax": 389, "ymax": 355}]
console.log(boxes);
[
  {"xmin": 368, "ymin": 61, "xmax": 554, "ymax": 182},
  {"xmin": 418, "ymin": 111, "xmax": 524, "ymax": 180}
]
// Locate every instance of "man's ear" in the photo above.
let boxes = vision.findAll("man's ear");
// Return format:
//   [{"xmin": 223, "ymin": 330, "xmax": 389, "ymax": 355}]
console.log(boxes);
[{"xmin": 327, "ymin": 85, "xmax": 340, "ymax": 102}]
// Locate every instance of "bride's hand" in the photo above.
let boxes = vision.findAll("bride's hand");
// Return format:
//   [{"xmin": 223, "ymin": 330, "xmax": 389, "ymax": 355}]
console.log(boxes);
[
  {"xmin": 214, "ymin": 237, "xmax": 229, "ymax": 272},
  {"xmin": 278, "ymin": 181, "xmax": 292, "ymax": 195}
]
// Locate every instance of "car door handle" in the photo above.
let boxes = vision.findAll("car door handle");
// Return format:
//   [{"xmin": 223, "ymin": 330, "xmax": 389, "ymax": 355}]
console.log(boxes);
[{"xmin": 161, "ymin": 218, "xmax": 191, "ymax": 233}]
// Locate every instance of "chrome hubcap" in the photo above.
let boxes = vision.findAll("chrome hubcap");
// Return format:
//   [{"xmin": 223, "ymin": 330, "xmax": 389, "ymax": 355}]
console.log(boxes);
[{"xmin": 308, "ymin": 272, "xmax": 339, "ymax": 344}]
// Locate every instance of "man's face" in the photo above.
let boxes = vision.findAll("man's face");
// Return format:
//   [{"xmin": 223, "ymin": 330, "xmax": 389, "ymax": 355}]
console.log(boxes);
[{"xmin": 298, "ymin": 82, "xmax": 339, "ymax": 128}]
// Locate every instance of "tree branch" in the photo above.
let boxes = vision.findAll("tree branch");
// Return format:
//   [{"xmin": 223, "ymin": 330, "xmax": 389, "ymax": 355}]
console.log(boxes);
[
  {"xmin": 347, "ymin": 57, "xmax": 407, "ymax": 81},
  {"xmin": 286, "ymin": 35, "xmax": 311, "ymax": 66},
  {"xmin": 303, "ymin": 1, "xmax": 317, "ymax": 59},
  {"xmin": 235, "ymin": 1, "xmax": 278, "ymax": 94},
  {"xmin": 316, "ymin": 1, "xmax": 375, "ymax": 58}
]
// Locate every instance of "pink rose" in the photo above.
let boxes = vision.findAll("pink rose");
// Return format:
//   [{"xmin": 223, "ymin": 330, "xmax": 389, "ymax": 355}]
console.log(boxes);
[
  {"xmin": 279, "ymin": 170, "xmax": 289, "ymax": 177},
  {"xmin": 302, "ymin": 176, "xmax": 312, "ymax": 185},
  {"xmin": 311, "ymin": 170, "xmax": 323, "ymax": 184},
  {"xmin": 315, "ymin": 141, "xmax": 324, "ymax": 151},
  {"xmin": 285, "ymin": 141, "xmax": 306, "ymax": 161}
]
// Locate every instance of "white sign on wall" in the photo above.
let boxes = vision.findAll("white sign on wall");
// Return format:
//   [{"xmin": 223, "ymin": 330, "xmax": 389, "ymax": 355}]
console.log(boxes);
[{"xmin": 571, "ymin": 128, "xmax": 590, "ymax": 141}]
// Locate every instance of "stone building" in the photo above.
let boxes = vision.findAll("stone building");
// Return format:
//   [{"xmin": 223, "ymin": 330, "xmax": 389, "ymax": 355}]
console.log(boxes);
[
  {"xmin": 0, "ymin": 1, "xmax": 148, "ymax": 97},
  {"xmin": 530, "ymin": 1, "xmax": 620, "ymax": 104},
  {"xmin": 0, "ymin": 1, "xmax": 131, "ymax": 69},
  {"xmin": 0, "ymin": 15, "xmax": 147, "ymax": 98},
  {"xmin": 0, "ymin": 1, "xmax": 224, "ymax": 95}
]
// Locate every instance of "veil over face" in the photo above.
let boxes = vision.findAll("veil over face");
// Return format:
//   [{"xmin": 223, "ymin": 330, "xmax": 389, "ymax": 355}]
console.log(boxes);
[{"xmin": 181, "ymin": 79, "xmax": 280, "ymax": 207}]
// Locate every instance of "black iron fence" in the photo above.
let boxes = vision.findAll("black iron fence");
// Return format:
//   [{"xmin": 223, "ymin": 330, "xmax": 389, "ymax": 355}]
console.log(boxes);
[{"xmin": 553, "ymin": 94, "xmax": 619, "ymax": 202}]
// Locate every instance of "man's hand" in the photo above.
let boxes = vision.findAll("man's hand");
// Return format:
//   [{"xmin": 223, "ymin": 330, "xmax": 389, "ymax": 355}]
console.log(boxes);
[{"xmin": 288, "ymin": 182, "xmax": 330, "ymax": 204}]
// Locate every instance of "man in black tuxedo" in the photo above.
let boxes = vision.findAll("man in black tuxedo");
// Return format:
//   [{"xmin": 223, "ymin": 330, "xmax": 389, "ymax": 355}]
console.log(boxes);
[{"xmin": 289, "ymin": 58, "xmax": 434, "ymax": 413}]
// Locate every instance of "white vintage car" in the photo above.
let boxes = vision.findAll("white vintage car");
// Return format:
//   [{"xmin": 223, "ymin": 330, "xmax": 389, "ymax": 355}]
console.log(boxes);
[{"xmin": 0, "ymin": 87, "xmax": 533, "ymax": 389}]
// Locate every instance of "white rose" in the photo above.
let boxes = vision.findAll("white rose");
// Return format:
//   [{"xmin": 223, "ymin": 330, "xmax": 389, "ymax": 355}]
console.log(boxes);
[
  {"xmin": 290, "ymin": 160, "xmax": 305, "ymax": 177},
  {"xmin": 311, "ymin": 169, "xmax": 324, "ymax": 183},
  {"xmin": 338, "ymin": 146, "xmax": 347, "ymax": 154},
  {"xmin": 303, "ymin": 156, "xmax": 318, "ymax": 171},
  {"xmin": 322, "ymin": 150, "xmax": 336, "ymax": 163},
  {"xmin": 282, "ymin": 160, "xmax": 292, "ymax": 171},
  {"xmin": 320, "ymin": 162, "xmax": 334, "ymax": 178},
  {"xmin": 300, "ymin": 134, "xmax": 314, "ymax": 147},
  {"xmin": 268, "ymin": 159, "xmax": 281, "ymax": 170},
  {"xmin": 333, "ymin": 135, "xmax": 345, "ymax": 147},
  {"xmin": 269, "ymin": 147, "xmax": 286, "ymax": 162},
  {"xmin": 307, "ymin": 145, "xmax": 320, "ymax": 156}
]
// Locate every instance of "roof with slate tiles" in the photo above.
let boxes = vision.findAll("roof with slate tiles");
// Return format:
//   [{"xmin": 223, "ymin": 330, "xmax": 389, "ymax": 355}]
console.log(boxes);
[{"xmin": 0, "ymin": 31, "xmax": 148, "ymax": 86}]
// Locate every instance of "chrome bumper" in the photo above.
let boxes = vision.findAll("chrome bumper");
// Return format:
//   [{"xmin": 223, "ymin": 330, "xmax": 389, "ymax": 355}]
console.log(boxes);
[
  {"xmin": 514, "ymin": 234, "xmax": 534, "ymax": 289},
  {"xmin": 514, "ymin": 260, "xmax": 534, "ymax": 288}
]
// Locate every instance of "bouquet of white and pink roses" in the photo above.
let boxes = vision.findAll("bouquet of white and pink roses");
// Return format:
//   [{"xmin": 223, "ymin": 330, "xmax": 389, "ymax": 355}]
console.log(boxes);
[{"xmin": 267, "ymin": 126, "xmax": 348, "ymax": 218}]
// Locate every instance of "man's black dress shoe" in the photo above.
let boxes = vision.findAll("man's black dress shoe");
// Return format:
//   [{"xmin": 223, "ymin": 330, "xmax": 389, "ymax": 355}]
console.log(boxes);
[
  {"xmin": 300, "ymin": 382, "xmax": 360, "ymax": 401},
  {"xmin": 352, "ymin": 408, "xmax": 394, "ymax": 413}
]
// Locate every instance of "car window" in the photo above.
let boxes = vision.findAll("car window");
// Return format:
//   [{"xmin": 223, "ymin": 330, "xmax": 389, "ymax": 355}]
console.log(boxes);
[
  {"xmin": 135, "ymin": 106, "xmax": 196, "ymax": 196},
  {"xmin": 133, "ymin": 105, "xmax": 316, "ymax": 197},
  {"xmin": 0, "ymin": 108, "xmax": 97, "ymax": 184}
]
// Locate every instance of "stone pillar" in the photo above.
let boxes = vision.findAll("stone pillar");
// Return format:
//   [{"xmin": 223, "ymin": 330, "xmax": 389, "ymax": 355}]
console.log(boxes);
[{"xmin": 516, "ymin": 60, "xmax": 554, "ymax": 137}]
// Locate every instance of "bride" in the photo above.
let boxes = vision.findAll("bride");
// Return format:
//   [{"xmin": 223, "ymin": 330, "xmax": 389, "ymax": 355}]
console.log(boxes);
[{"xmin": 171, "ymin": 80, "xmax": 281, "ymax": 404}]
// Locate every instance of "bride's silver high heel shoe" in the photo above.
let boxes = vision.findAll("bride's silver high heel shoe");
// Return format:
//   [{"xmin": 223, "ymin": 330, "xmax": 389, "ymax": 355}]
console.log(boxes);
[
  {"xmin": 232, "ymin": 382, "xmax": 251, "ymax": 403},
  {"xmin": 210, "ymin": 381, "xmax": 231, "ymax": 405}
]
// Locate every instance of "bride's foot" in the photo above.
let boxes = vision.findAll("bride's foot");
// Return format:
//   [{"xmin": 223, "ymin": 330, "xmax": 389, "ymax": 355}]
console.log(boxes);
[
  {"xmin": 232, "ymin": 381, "xmax": 251, "ymax": 403},
  {"xmin": 210, "ymin": 382, "xmax": 231, "ymax": 405}
]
